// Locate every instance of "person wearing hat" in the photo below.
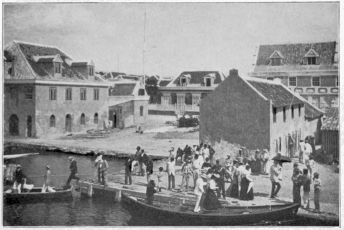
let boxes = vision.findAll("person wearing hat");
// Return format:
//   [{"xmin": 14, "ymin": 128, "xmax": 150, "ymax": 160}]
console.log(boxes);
[
  {"xmin": 194, "ymin": 173, "xmax": 207, "ymax": 213},
  {"xmin": 13, "ymin": 164, "xmax": 26, "ymax": 193},
  {"xmin": 291, "ymin": 163, "xmax": 302, "ymax": 204},
  {"xmin": 201, "ymin": 157, "xmax": 212, "ymax": 174},
  {"xmin": 225, "ymin": 154, "xmax": 233, "ymax": 181},
  {"xmin": 261, "ymin": 149, "xmax": 270, "ymax": 175},
  {"xmin": 192, "ymin": 154, "xmax": 202, "ymax": 188},
  {"xmin": 252, "ymin": 149, "xmax": 262, "ymax": 175},
  {"xmin": 313, "ymin": 172, "xmax": 321, "ymax": 212},
  {"xmin": 125, "ymin": 155, "xmax": 134, "ymax": 185},
  {"xmin": 65, "ymin": 156, "xmax": 80, "ymax": 187},
  {"xmin": 180, "ymin": 156, "xmax": 193, "ymax": 192},
  {"xmin": 228, "ymin": 158, "xmax": 240, "ymax": 198},
  {"xmin": 42, "ymin": 165, "xmax": 55, "ymax": 193},
  {"xmin": 138, "ymin": 149, "xmax": 148, "ymax": 177},
  {"xmin": 203, "ymin": 174, "xmax": 222, "ymax": 210},
  {"xmin": 92, "ymin": 153, "xmax": 103, "ymax": 182},
  {"xmin": 270, "ymin": 159, "xmax": 282, "ymax": 198},
  {"xmin": 157, "ymin": 166, "xmax": 164, "ymax": 192},
  {"xmin": 134, "ymin": 146, "xmax": 141, "ymax": 175},
  {"xmin": 212, "ymin": 160, "xmax": 226, "ymax": 199},
  {"xmin": 146, "ymin": 179, "xmax": 157, "ymax": 205},
  {"xmin": 236, "ymin": 157, "xmax": 246, "ymax": 197}
]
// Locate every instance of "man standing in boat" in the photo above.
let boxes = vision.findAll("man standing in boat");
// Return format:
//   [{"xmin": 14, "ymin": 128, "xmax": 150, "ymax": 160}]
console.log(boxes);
[
  {"xmin": 194, "ymin": 174, "xmax": 207, "ymax": 213},
  {"xmin": 66, "ymin": 156, "xmax": 80, "ymax": 187}
]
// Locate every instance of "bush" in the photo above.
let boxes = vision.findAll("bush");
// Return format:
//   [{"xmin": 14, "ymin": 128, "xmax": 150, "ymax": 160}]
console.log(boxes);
[{"xmin": 177, "ymin": 116, "xmax": 199, "ymax": 128}]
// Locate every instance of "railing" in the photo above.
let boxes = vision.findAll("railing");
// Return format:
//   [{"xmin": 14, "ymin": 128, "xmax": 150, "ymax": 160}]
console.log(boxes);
[{"xmin": 148, "ymin": 103, "xmax": 199, "ymax": 112}]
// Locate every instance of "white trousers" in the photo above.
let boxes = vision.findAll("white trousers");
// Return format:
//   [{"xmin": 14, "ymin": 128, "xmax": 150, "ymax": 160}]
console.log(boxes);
[{"xmin": 194, "ymin": 194, "xmax": 202, "ymax": 212}]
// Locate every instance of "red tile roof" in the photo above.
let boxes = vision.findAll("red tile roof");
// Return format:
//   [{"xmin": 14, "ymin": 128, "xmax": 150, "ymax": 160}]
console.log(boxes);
[
  {"xmin": 246, "ymin": 79, "xmax": 304, "ymax": 107},
  {"xmin": 255, "ymin": 41, "xmax": 336, "ymax": 66},
  {"xmin": 110, "ymin": 83, "xmax": 136, "ymax": 96},
  {"xmin": 172, "ymin": 71, "xmax": 225, "ymax": 85},
  {"xmin": 321, "ymin": 107, "xmax": 339, "ymax": 131}
]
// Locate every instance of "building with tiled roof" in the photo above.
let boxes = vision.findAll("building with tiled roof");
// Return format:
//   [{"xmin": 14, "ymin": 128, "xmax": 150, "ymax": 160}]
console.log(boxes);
[
  {"xmin": 321, "ymin": 107, "xmax": 339, "ymax": 159},
  {"xmin": 248, "ymin": 41, "xmax": 339, "ymax": 111},
  {"xmin": 200, "ymin": 69, "xmax": 321, "ymax": 158},
  {"xmin": 4, "ymin": 40, "xmax": 109, "ymax": 137},
  {"xmin": 152, "ymin": 71, "xmax": 226, "ymax": 115}
]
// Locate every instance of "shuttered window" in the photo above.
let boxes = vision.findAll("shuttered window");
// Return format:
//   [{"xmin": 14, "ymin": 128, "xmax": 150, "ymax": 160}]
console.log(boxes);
[
  {"xmin": 49, "ymin": 87, "xmax": 57, "ymax": 100},
  {"xmin": 80, "ymin": 88, "xmax": 87, "ymax": 100},
  {"xmin": 66, "ymin": 88, "xmax": 72, "ymax": 100}
]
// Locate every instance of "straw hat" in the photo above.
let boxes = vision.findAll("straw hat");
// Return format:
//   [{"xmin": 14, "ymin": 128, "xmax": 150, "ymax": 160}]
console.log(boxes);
[
  {"xmin": 68, "ymin": 156, "xmax": 74, "ymax": 161},
  {"xmin": 46, "ymin": 165, "xmax": 51, "ymax": 169}
]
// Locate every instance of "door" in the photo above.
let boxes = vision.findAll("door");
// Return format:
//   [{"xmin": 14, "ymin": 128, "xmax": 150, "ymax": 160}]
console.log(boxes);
[
  {"xmin": 27, "ymin": 116, "xmax": 32, "ymax": 137},
  {"xmin": 113, "ymin": 113, "xmax": 117, "ymax": 128},
  {"xmin": 9, "ymin": 114, "xmax": 19, "ymax": 136},
  {"xmin": 65, "ymin": 114, "xmax": 72, "ymax": 132}
]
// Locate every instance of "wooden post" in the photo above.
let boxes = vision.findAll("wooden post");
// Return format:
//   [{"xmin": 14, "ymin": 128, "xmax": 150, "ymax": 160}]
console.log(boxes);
[
  {"xmin": 87, "ymin": 184, "xmax": 93, "ymax": 197},
  {"xmin": 114, "ymin": 188, "xmax": 121, "ymax": 202}
]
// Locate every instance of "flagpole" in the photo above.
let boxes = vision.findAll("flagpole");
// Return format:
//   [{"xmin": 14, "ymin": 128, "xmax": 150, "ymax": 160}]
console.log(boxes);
[{"xmin": 143, "ymin": 12, "xmax": 146, "ymax": 88}]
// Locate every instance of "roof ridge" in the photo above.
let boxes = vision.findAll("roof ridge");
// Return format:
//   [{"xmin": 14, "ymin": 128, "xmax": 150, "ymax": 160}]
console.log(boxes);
[
  {"xmin": 239, "ymin": 76, "xmax": 268, "ymax": 101},
  {"xmin": 258, "ymin": 41, "xmax": 337, "ymax": 46},
  {"xmin": 243, "ymin": 76, "xmax": 282, "ymax": 85}
]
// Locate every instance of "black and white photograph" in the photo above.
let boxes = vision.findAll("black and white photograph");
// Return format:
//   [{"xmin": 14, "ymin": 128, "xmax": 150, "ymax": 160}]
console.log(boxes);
[{"xmin": 2, "ymin": 1, "xmax": 340, "ymax": 227}]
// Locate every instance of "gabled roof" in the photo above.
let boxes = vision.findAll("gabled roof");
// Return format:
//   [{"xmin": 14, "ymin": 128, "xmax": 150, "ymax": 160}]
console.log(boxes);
[
  {"xmin": 171, "ymin": 71, "xmax": 225, "ymax": 86},
  {"xmin": 5, "ymin": 40, "xmax": 99, "ymax": 81},
  {"xmin": 110, "ymin": 83, "xmax": 136, "ymax": 96},
  {"xmin": 102, "ymin": 72, "xmax": 126, "ymax": 79},
  {"xmin": 243, "ymin": 77, "xmax": 304, "ymax": 107},
  {"xmin": 304, "ymin": 48, "xmax": 319, "ymax": 57},
  {"xmin": 159, "ymin": 80, "xmax": 172, "ymax": 87},
  {"xmin": 255, "ymin": 41, "xmax": 336, "ymax": 66},
  {"xmin": 269, "ymin": 50, "xmax": 284, "ymax": 59},
  {"xmin": 321, "ymin": 107, "xmax": 339, "ymax": 131}
]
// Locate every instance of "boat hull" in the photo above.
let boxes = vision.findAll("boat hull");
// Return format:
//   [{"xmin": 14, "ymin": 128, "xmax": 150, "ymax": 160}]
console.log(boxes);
[
  {"xmin": 121, "ymin": 193, "xmax": 299, "ymax": 226},
  {"xmin": 4, "ymin": 187, "xmax": 73, "ymax": 205}
]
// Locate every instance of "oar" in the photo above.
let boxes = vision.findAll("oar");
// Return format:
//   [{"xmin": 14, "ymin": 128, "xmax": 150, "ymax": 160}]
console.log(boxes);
[{"xmin": 27, "ymin": 174, "xmax": 93, "ymax": 178}]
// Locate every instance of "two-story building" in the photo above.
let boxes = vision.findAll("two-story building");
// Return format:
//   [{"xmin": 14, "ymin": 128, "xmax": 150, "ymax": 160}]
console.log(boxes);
[
  {"xmin": 4, "ymin": 40, "xmax": 109, "ymax": 137},
  {"xmin": 200, "ymin": 69, "xmax": 322, "ymax": 159},
  {"xmin": 151, "ymin": 71, "xmax": 226, "ymax": 115},
  {"xmin": 248, "ymin": 41, "xmax": 339, "ymax": 111}
]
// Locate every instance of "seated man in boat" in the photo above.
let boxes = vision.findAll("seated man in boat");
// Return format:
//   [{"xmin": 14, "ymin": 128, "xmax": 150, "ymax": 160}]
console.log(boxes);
[
  {"xmin": 146, "ymin": 180, "xmax": 157, "ymax": 205},
  {"xmin": 203, "ymin": 174, "xmax": 222, "ymax": 210}
]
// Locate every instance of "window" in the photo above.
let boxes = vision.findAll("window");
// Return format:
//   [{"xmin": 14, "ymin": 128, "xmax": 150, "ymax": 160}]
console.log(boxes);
[
  {"xmin": 185, "ymin": 93, "xmax": 192, "ymax": 105},
  {"xmin": 289, "ymin": 77, "xmax": 296, "ymax": 86},
  {"xmin": 312, "ymin": 77, "xmax": 320, "ymax": 86},
  {"xmin": 50, "ymin": 115, "xmax": 55, "ymax": 127},
  {"xmin": 271, "ymin": 58, "xmax": 282, "ymax": 66},
  {"xmin": 55, "ymin": 63, "xmax": 62, "ymax": 73},
  {"xmin": 267, "ymin": 77, "xmax": 274, "ymax": 81},
  {"xmin": 308, "ymin": 57, "xmax": 316, "ymax": 65},
  {"xmin": 94, "ymin": 113, "xmax": 98, "ymax": 124},
  {"xmin": 337, "ymin": 76, "xmax": 339, "ymax": 86},
  {"xmin": 291, "ymin": 105, "xmax": 294, "ymax": 119},
  {"xmin": 273, "ymin": 107, "xmax": 277, "ymax": 123},
  {"xmin": 65, "ymin": 88, "xmax": 72, "ymax": 100},
  {"xmin": 25, "ymin": 87, "xmax": 33, "ymax": 100},
  {"xmin": 80, "ymin": 88, "xmax": 86, "ymax": 100},
  {"xmin": 180, "ymin": 78, "xmax": 187, "ymax": 86},
  {"xmin": 138, "ymin": 89, "xmax": 145, "ymax": 96},
  {"xmin": 205, "ymin": 78, "xmax": 211, "ymax": 87},
  {"xmin": 279, "ymin": 137, "xmax": 282, "ymax": 151},
  {"xmin": 283, "ymin": 107, "xmax": 286, "ymax": 122},
  {"xmin": 89, "ymin": 67, "xmax": 94, "ymax": 76},
  {"xmin": 299, "ymin": 104, "xmax": 301, "ymax": 117},
  {"xmin": 140, "ymin": 106, "xmax": 143, "ymax": 116},
  {"xmin": 49, "ymin": 87, "xmax": 57, "ymax": 100},
  {"xmin": 94, "ymin": 88, "xmax": 99, "ymax": 100},
  {"xmin": 80, "ymin": 113, "xmax": 85, "ymax": 125}
]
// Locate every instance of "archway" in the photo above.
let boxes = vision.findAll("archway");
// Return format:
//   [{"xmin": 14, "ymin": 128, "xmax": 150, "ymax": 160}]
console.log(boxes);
[
  {"xmin": 27, "ymin": 115, "xmax": 32, "ymax": 137},
  {"xmin": 9, "ymin": 114, "xmax": 19, "ymax": 136},
  {"xmin": 66, "ymin": 114, "xmax": 72, "ymax": 132}
]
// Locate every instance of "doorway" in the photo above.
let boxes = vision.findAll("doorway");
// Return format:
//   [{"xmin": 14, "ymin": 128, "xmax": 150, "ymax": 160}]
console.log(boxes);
[
  {"xmin": 9, "ymin": 114, "xmax": 19, "ymax": 136},
  {"xmin": 27, "ymin": 115, "xmax": 32, "ymax": 137},
  {"xmin": 113, "ymin": 113, "xmax": 117, "ymax": 128},
  {"xmin": 66, "ymin": 114, "xmax": 72, "ymax": 132}
]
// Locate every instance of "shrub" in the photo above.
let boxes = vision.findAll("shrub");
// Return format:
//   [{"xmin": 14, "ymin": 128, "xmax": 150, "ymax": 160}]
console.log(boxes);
[{"xmin": 177, "ymin": 116, "xmax": 199, "ymax": 127}]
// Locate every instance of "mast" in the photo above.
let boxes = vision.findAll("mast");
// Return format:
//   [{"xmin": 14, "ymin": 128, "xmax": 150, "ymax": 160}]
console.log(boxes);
[{"xmin": 143, "ymin": 12, "xmax": 146, "ymax": 87}]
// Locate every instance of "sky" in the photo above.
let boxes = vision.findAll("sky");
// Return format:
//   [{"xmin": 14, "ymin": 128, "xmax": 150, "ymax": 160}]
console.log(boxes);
[{"xmin": 3, "ymin": 2, "xmax": 339, "ymax": 78}]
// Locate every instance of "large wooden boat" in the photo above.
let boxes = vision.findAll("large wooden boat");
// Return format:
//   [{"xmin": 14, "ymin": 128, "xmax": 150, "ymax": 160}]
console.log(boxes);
[
  {"xmin": 121, "ymin": 193, "xmax": 300, "ymax": 226},
  {"xmin": 4, "ymin": 187, "xmax": 73, "ymax": 204}
]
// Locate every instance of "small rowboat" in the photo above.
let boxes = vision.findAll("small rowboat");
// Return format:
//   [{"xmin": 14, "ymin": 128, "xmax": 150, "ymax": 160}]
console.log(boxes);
[
  {"xmin": 121, "ymin": 193, "xmax": 300, "ymax": 226},
  {"xmin": 4, "ymin": 186, "xmax": 73, "ymax": 205}
]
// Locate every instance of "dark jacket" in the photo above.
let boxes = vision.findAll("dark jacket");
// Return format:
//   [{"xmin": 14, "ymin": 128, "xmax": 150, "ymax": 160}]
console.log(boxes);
[
  {"xmin": 14, "ymin": 169, "xmax": 25, "ymax": 183},
  {"xmin": 125, "ymin": 157, "xmax": 134, "ymax": 171},
  {"xmin": 70, "ymin": 160, "xmax": 78, "ymax": 174},
  {"xmin": 146, "ymin": 160, "xmax": 153, "ymax": 174},
  {"xmin": 146, "ymin": 185, "xmax": 157, "ymax": 196}
]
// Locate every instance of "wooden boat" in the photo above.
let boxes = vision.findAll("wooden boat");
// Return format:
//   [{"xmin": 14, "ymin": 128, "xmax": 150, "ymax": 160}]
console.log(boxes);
[
  {"xmin": 4, "ymin": 186, "xmax": 73, "ymax": 205},
  {"xmin": 4, "ymin": 153, "xmax": 39, "ymax": 159},
  {"xmin": 121, "ymin": 193, "xmax": 300, "ymax": 226}
]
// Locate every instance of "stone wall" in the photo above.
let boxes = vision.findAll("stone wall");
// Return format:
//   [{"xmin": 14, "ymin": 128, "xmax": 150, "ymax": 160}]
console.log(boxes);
[{"xmin": 200, "ymin": 72, "xmax": 271, "ymax": 160}]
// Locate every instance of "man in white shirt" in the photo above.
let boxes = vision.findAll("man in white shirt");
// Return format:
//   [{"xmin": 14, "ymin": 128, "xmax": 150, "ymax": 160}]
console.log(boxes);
[
  {"xmin": 236, "ymin": 157, "xmax": 246, "ymax": 195},
  {"xmin": 203, "ymin": 144, "xmax": 210, "ymax": 160},
  {"xmin": 166, "ymin": 157, "xmax": 176, "ymax": 190},
  {"xmin": 194, "ymin": 174, "xmax": 207, "ymax": 213},
  {"xmin": 299, "ymin": 140, "xmax": 305, "ymax": 164},
  {"xmin": 304, "ymin": 140, "xmax": 312, "ymax": 162},
  {"xmin": 192, "ymin": 154, "xmax": 202, "ymax": 187}
]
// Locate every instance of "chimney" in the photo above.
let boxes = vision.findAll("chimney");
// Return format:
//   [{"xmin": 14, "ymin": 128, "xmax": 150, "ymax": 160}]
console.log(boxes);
[{"xmin": 229, "ymin": 69, "xmax": 238, "ymax": 77}]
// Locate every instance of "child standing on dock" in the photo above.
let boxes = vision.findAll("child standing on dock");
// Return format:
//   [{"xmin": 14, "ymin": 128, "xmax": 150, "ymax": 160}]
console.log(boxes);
[
  {"xmin": 157, "ymin": 167, "xmax": 164, "ymax": 193},
  {"xmin": 313, "ymin": 172, "xmax": 321, "ymax": 212}
]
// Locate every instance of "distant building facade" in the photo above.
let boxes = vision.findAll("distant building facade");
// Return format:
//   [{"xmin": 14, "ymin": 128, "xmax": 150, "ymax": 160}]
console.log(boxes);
[
  {"xmin": 200, "ymin": 69, "xmax": 322, "ymax": 158},
  {"xmin": 4, "ymin": 40, "xmax": 109, "ymax": 137},
  {"xmin": 151, "ymin": 71, "xmax": 226, "ymax": 115},
  {"xmin": 249, "ymin": 41, "xmax": 339, "ymax": 111}
]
